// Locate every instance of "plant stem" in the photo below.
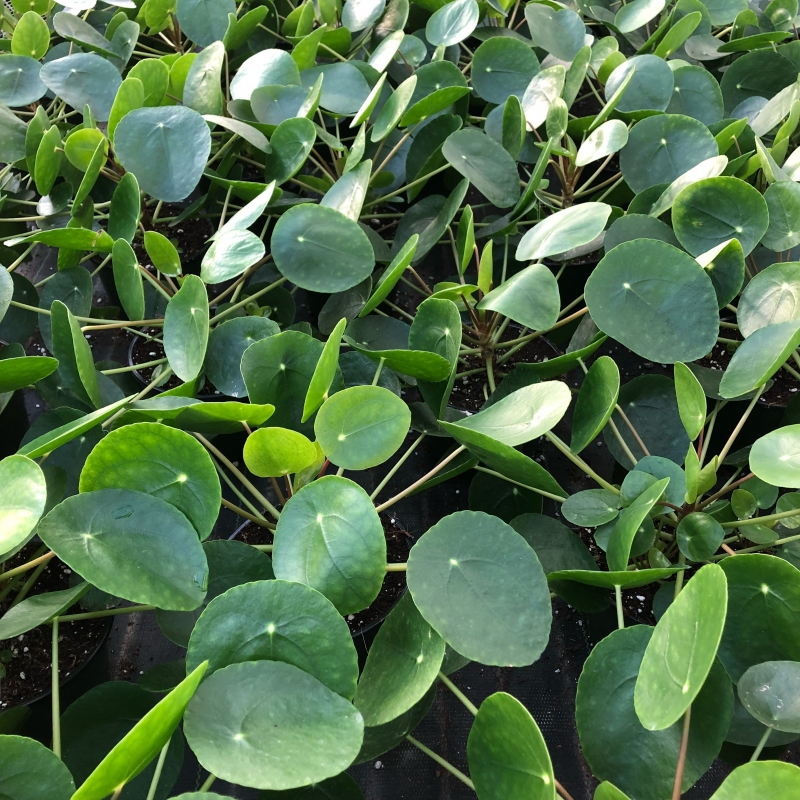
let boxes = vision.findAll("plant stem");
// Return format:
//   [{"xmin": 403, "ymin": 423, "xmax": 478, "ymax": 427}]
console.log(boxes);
[
  {"xmin": 252, "ymin": 544, "xmax": 274, "ymax": 552},
  {"xmin": 375, "ymin": 446, "xmax": 467, "ymax": 513},
  {"xmin": 101, "ymin": 358, "xmax": 167, "ymax": 375},
  {"xmin": 11, "ymin": 559, "xmax": 49, "ymax": 608},
  {"xmin": 712, "ymin": 530, "xmax": 800, "ymax": 559},
  {"xmin": 385, "ymin": 563, "xmax": 407, "ymax": 572},
  {"xmin": 0, "ymin": 551, "xmax": 54, "ymax": 582},
  {"xmin": 672, "ymin": 706, "xmax": 692, "ymax": 800},
  {"xmin": 698, "ymin": 472, "xmax": 754, "ymax": 509},
  {"xmin": 370, "ymin": 433, "xmax": 426, "ymax": 501},
  {"xmin": 674, "ymin": 554, "xmax": 687, "ymax": 599},
  {"xmin": 556, "ymin": 780, "xmax": 577, "ymax": 800},
  {"xmin": 56, "ymin": 604, "xmax": 155, "ymax": 623},
  {"xmin": 220, "ymin": 498, "xmax": 273, "ymax": 527},
  {"xmin": 406, "ymin": 736, "xmax": 475, "ymax": 790},
  {"xmin": 720, "ymin": 507, "xmax": 800, "ymax": 528},
  {"xmin": 145, "ymin": 741, "xmax": 170, "ymax": 800},
  {"xmin": 606, "ymin": 416, "xmax": 638, "ymax": 467},
  {"xmin": 211, "ymin": 277, "xmax": 288, "ymax": 326},
  {"xmin": 544, "ymin": 432, "xmax": 619, "ymax": 494},
  {"xmin": 750, "ymin": 727, "xmax": 772, "ymax": 761},
  {"xmin": 614, "ymin": 405, "xmax": 650, "ymax": 457},
  {"xmin": 195, "ymin": 433, "xmax": 281, "ymax": 521},
  {"xmin": 51, "ymin": 618, "xmax": 61, "ymax": 759},
  {"xmin": 474, "ymin": 466, "xmax": 567, "ymax": 502},
  {"xmin": 717, "ymin": 387, "xmax": 764, "ymax": 465},
  {"xmin": 615, "ymin": 585, "xmax": 625, "ymax": 629},
  {"xmin": 363, "ymin": 164, "xmax": 452, "ymax": 209},
  {"xmin": 214, "ymin": 461, "xmax": 272, "ymax": 523},
  {"xmin": 198, "ymin": 773, "xmax": 217, "ymax": 792},
  {"xmin": 438, "ymin": 671, "xmax": 479, "ymax": 716}
]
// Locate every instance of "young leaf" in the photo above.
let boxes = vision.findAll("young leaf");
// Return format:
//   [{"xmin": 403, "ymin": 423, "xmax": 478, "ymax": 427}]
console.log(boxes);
[
  {"xmin": 634, "ymin": 564, "xmax": 727, "ymax": 730},
  {"xmin": 570, "ymin": 356, "xmax": 620, "ymax": 454},
  {"xmin": 161, "ymin": 275, "xmax": 209, "ymax": 383},
  {"xmin": 243, "ymin": 427, "xmax": 318, "ymax": 477},
  {"xmin": 303, "ymin": 317, "xmax": 347, "ymax": 422},
  {"xmin": 674, "ymin": 361, "xmax": 707, "ymax": 440},
  {"xmin": 72, "ymin": 662, "xmax": 208, "ymax": 800}
]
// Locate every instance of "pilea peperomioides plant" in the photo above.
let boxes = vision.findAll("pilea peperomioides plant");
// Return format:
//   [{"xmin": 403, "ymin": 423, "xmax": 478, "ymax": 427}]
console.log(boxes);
[{"xmin": 6, "ymin": 0, "xmax": 800, "ymax": 797}]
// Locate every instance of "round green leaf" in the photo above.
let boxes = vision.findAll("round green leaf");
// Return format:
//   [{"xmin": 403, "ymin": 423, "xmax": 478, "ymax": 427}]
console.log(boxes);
[
  {"xmin": 635, "ymin": 564, "xmax": 728, "ymax": 730},
  {"xmin": 576, "ymin": 120, "xmax": 629, "ymax": 167},
  {"xmin": 37, "ymin": 488, "xmax": 208, "ymax": 611},
  {"xmin": 517, "ymin": 203, "xmax": 611, "ymax": 261},
  {"xmin": 272, "ymin": 204, "xmax": 374, "ymax": 293},
  {"xmin": 144, "ymin": 230, "xmax": 181, "ymax": 277},
  {"xmin": 176, "ymin": 0, "xmax": 235, "ymax": 46},
  {"xmin": 570, "ymin": 355, "xmax": 620, "ymax": 453},
  {"xmin": 79, "ymin": 422, "xmax": 220, "ymax": 540},
  {"xmin": 0, "ymin": 55, "xmax": 46, "ymax": 107},
  {"xmin": 562, "ymin": 489, "xmax": 620, "ymax": 526},
  {"xmin": 407, "ymin": 510, "xmax": 552, "ymax": 666},
  {"xmin": 620, "ymin": 114, "xmax": 719, "ymax": 194},
  {"xmin": 11, "ymin": 11, "xmax": 50, "ymax": 60},
  {"xmin": 604, "ymin": 214, "xmax": 680, "ymax": 252},
  {"xmin": 476, "ymin": 262, "xmax": 559, "ymax": 331},
  {"xmin": 576, "ymin": 626, "xmax": 733, "ymax": 800},
  {"xmin": 718, "ymin": 554, "xmax": 800, "ymax": 682},
  {"xmin": 467, "ymin": 692, "xmax": 555, "ymax": 800},
  {"xmin": 667, "ymin": 65, "xmax": 724, "ymax": 125},
  {"xmin": 472, "ymin": 38, "xmax": 540, "ymax": 104},
  {"xmin": 314, "ymin": 385, "xmax": 410, "ymax": 470},
  {"xmin": 738, "ymin": 661, "xmax": 800, "ymax": 733},
  {"xmin": 710, "ymin": 762, "xmax": 800, "ymax": 799},
  {"xmin": 525, "ymin": 3, "xmax": 585, "ymax": 61},
  {"xmin": 40, "ymin": 53, "xmax": 121, "ymax": 121},
  {"xmin": 442, "ymin": 129, "xmax": 519, "ymax": 209},
  {"xmin": 721, "ymin": 50, "xmax": 797, "ymax": 114},
  {"xmin": 0, "ymin": 455, "xmax": 46, "ymax": 556},
  {"xmin": 751, "ymin": 425, "xmax": 800, "ymax": 488},
  {"xmin": 673, "ymin": 176, "xmax": 769, "ymax": 257},
  {"xmin": 164, "ymin": 274, "xmax": 209, "ymax": 383},
  {"xmin": 342, "ymin": 0, "xmax": 386, "ymax": 31},
  {"xmin": 186, "ymin": 579, "xmax": 358, "ymax": 698},
  {"xmin": 720, "ymin": 320, "xmax": 800, "ymax": 399},
  {"xmin": 114, "ymin": 106, "xmax": 212, "ymax": 202},
  {"xmin": 605, "ymin": 55, "xmax": 674, "ymax": 114},
  {"xmin": 262, "ymin": 117, "xmax": 316, "ymax": 185},
  {"xmin": 426, "ymin": 0, "xmax": 479, "ymax": 47},
  {"xmin": 200, "ymin": 229, "xmax": 265, "ymax": 285},
  {"xmin": 0, "ymin": 735, "xmax": 75, "ymax": 800},
  {"xmin": 354, "ymin": 592, "xmax": 445, "ymax": 726},
  {"xmin": 184, "ymin": 660, "xmax": 364, "ymax": 790},
  {"xmin": 677, "ymin": 512, "xmax": 725, "ymax": 561},
  {"xmin": 243, "ymin": 426, "xmax": 318, "ymax": 477},
  {"xmin": 272, "ymin": 476, "xmax": 386, "ymax": 614},
  {"xmin": 446, "ymin": 381, "xmax": 571, "ymax": 446},
  {"xmin": 230, "ymin": 49, "xmax": 301, "ymax": 101},
  {"xmin": 738, "ymin": 262, "xmax": 800, "ymax": 338},
  {"xmin": 205, "ymin": 316, "xmax": 278, "ymax": 399},
  {"xmin": 586, "ymin": 240, "xmax": 719, "ymax": 364}
]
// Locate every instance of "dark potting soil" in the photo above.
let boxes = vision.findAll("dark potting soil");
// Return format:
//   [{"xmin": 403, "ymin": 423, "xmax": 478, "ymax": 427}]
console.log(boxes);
[
  {"xmin": 234, "ymin": 513, "xmax": 412, "ymax": 634},
  {"xmin": 0, "ymin": 545, "xmax": 107, "ymax": 709},
  {"xmin": 449, "ymin": 335, "xmax": 562, "ymax": 412},
  {"xmin": 134, "ymin": 203, "xmax": 215, "ymax": 270}
]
